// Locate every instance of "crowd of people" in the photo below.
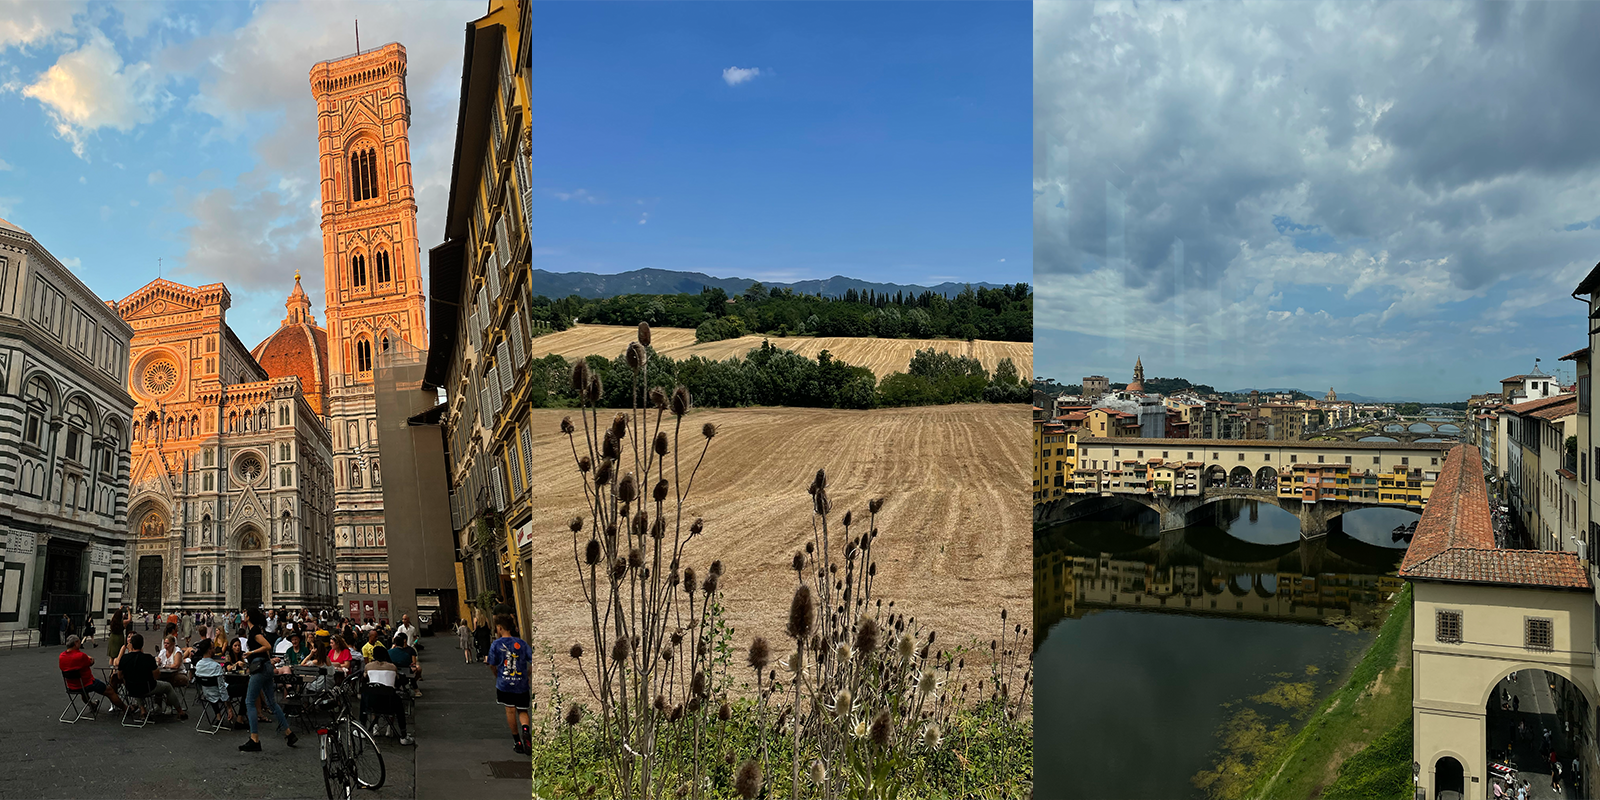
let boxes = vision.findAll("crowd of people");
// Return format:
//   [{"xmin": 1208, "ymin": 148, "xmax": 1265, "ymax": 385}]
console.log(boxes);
[{"xmin": 56, "ymin": 601, "xmax": 531, "ymax": 755}]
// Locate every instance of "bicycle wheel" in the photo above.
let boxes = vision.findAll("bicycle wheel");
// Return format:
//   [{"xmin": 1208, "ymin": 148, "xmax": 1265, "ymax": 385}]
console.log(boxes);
[
  {"xmin": 339, "ymin": 718, "xmax": 386, "ymax": 790},
  {"xmin": 321, "ymin": 735, "xmax": 354, "ymax": 800}
]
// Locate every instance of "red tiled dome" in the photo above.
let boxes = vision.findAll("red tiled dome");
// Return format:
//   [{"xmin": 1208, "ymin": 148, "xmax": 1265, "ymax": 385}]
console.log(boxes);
[{"xmin": 252, "ymin": 272, "xmax": 328, "ymax": 416}]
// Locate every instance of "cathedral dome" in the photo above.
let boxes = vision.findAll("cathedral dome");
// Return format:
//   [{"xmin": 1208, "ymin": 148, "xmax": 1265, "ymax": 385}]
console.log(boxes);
[{"xmin": 252, "ymin": 272, "xmax": 328, "ymax": 416}]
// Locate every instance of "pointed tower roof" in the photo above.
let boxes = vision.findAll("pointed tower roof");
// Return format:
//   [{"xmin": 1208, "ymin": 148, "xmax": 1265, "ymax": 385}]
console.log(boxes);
[{"xmin": 1126, "ymin": 356, "xmax": 1146, "ymax": 393}]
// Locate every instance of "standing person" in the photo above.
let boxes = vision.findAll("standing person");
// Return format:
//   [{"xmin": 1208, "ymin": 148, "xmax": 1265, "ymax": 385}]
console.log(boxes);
[
  {"xmin": 456, "ymin": 619, "xmax": 473, "ymax": 664},
  {"xmin": 106, "ymin": 609, "xmax": 125, "ymax": 667},
  {"xmin": 58, "ymin": 613, "xmax": 69, "ymax": 644},
  {"xmin": 81, "ymin": 613, "xmax": 96, "ymax": 649},
  {"xmin": 180, "ymin": 610, "xmax": 195, "ymax": 647},
  {"xmin": 473, "ymin": 611, "xmax": 491, "ymax": 664},
  {"xmin": 238, "ymin": 607, "xmax": 296, "ymax": 752},
  {"xmin": 396, "ymin": 614, "xmax": 421, "ymax": 651},
  {"xmin": 488, "ymin": 614, "xmax": 531, "ymax": 754}
]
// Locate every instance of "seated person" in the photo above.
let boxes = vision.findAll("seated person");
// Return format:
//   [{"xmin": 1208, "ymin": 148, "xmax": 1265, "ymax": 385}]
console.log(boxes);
[
  {"xmin": 389, "ymin": 632, "xmax": 421, "ymax": 696},
  {"xmin": 360, "ymin": 647, "xmax": 412, "ymax": 745},
  {"xmin": 157, "ymin": 635, "xmax": 190, "ymax": 687},
  {"xmin": 328, "ymin": 635, "xmax": 354, "ymax": 667},
  {"xmin": 59, "ymin": 634, "xmax": 124, "ymax": 711},
  {"xmin": 192, "ymin": 639, "xmax": 246, "ymax": 728},
  {"xmin": 117, "ymin": 633, "xmax": 187, "ymax": 720},
  {"xmin": 274, "ymin": 630, "xmax": 295, "ymax": 658},
  {"xmin": 361, "ymin": 629, "xmax": 383, "ymax": 662},
  {"xmin": 281, "ymin": 631, "xmax": 311, "ymax": 665}
]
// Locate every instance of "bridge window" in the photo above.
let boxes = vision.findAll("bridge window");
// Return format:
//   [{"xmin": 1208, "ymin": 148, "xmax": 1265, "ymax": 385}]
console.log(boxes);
[
  {"xmin": 1317, "ymin": 455, "xmax": 1324, "ymax": 463},
  {"xmin": 1137, "ymin": 451, "xmax": 1143, "ymax": 458},
  {"xmin": 1374, "ymin": 457, "xmax": 1381, "ymax": 465},
  {"xmin": 1290, "ymin": 455, "xmax": 1297, "ymax": 463},
  {"xmin": 1431, "ymin": 458, "xmax": 1438, "ymax": 466},
  {"xmin": 1238, "ymin": 453, "xmax": 1245, "ymax": 461},
  {"xmin": 1187, "ymin": 452, "xmax": 1193, "ymax": 459},
  {"xmin": 1525, "ymin": 617, "xmax": 1554, "ymax": 652},
  {"xmin": 1435, "ymin": 610, "xmax": 1462, "ymax": 644},
  {"xmin": 1402, "ymin": 458, "xmax": 1410, "ymax": 466}
]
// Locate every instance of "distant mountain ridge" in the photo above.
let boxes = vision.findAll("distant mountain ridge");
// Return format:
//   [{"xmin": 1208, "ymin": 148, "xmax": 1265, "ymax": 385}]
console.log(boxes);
[{"xmin": 526, "ymin": 268, "xmax": 1006, "ymax": 300}]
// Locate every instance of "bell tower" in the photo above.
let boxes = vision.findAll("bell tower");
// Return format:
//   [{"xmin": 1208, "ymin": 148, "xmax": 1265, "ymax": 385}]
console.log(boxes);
[{"xmin": 310, "ymin": 41, "xmax": 428, "ymax": 385}]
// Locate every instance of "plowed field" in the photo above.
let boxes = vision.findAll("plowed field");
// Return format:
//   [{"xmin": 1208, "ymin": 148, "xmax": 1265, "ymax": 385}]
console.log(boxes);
[
  {"xmin": 518, "ymin": 403, "xmax": 1031, "ymax": 689},
  {"xmin": 529, "ymin": 324, "xmax": 1033, "ymax": 379}
]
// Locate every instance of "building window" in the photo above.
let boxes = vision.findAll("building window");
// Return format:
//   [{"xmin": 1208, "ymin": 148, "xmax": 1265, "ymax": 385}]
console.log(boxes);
[
  {"xmin": 356, "ymin": 338, "xmax": 372, "ymax": 373},
  {"xmin": 376, "ymin": 250, "xmax": 391, "ymax": 284},
  {"xmin": 350, "ymin": 146, "xmax": 379, "ymax": 202},
  {"xmin": 279, "ymin": 405, "xmax": 290, "ymax": 426},
  {"xmin": 1436, "ymin": 610, "xmax": 1462, "ymax": 644},
  {"xmin": 63, "ymin": 397, "xmax": 89, "ymax": 462},
  {"xmin": 280, "ymin": 467, "xmax": 292, "ymax": 487},
  {"xmin": 23, "ymin": 376, "xmax": 50, "ymax": 448},
  {"xmin": 352, "ymin": 253, "xmax": 367, "ymax": 288},
  {"xmin": 1526, "ymin": 617, "xmax": 1554, "ymax": 652}
]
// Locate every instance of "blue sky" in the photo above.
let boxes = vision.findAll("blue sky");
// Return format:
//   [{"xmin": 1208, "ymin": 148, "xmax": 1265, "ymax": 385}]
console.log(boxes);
[
  {"xmin": 527, "ymin": 1, "xmax": 1030, "ymax": 288},
  {"xmin": 0, "ymin": 1, "xmax": 1027, "ymax": 351},
  {"xmin": 1035, "ymin": 1, "xmax": 1600, "ymax": 401}
]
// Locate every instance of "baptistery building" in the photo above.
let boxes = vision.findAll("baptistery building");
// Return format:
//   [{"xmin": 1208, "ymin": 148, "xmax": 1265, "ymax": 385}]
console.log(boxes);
[{"xmin": 117, "ymin": 277, "xmax": 336, "ymax": 612}]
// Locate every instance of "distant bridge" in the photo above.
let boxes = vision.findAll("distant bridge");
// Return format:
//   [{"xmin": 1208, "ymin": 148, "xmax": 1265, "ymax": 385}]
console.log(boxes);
[{"xmin": 1312, "ymin": 419, "xmax": 1463, "ymax": 444}]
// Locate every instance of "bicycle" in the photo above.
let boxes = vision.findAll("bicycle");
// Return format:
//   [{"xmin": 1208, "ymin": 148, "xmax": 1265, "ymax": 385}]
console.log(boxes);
[{"xmin": 307, "ymin": 667, "xmax": 385, "ymax": 798}]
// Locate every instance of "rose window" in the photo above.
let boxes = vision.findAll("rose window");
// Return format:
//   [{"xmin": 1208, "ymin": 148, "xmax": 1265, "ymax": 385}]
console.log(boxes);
[
  {"xmin": 235, "ymin": 453, "xmax": 264, "ymax": 484},
  {"xmin": 143, "ymin": 360, "xmax": 178, "ymax": 395}
]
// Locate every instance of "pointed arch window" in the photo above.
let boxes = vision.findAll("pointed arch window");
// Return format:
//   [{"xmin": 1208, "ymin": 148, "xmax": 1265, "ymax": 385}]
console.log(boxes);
[
  {"xmin": 352, "ymin": 253, "xmax": 367, "ymax": 288},
  {"xmin": 349, "ymin": 146, "xmax": 380, "ymax": 202},
  {"xmin": 375, "ymin": 250, "xmax": 391, "ymax": 284},
  {"xmin": 23, "ymin": 376, "xmax": 51, "ymax": 448},
  {"xmin": 356, "ymin": 338, "xmax": 373, "ymax": 373},
  {"xmin": 64, "ymin": 397, "xmax": 90, "ymax": 462}
]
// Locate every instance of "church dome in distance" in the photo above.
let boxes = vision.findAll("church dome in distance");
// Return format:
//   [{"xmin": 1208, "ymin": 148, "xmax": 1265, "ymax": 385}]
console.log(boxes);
[{"xmin": 252, "ymin": 271, "xmax": 328, "ymax": 416}]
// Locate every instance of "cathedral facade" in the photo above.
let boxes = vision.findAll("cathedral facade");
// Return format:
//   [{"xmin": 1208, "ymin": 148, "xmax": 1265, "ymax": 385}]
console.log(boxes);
[
  {"xmin": 310, "ymin": 42, "xmax": 429, "ymax": 620},
  {"xmin": 118, "ymin": 278, "xmax": 336, "ymax": 612}
]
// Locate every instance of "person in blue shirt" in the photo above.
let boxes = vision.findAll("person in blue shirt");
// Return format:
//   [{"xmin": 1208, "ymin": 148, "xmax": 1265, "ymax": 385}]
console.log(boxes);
[
  {"xmin": 388, "ymin": 631, "xmax": 423, "ymax": 696},
  {"xmin": 487, "ymin": 614, "xmax": 531, "ymax": 754}
]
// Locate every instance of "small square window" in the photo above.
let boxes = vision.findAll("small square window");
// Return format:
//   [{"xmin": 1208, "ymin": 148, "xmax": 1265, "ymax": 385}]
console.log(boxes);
[
  {"xmin": 1436, "ymin": 610, "xmax": 1462, "ymax": 644},
  {"xmin": 1526, "ymin": 617, "xmax": 1554, "ymax": 652},
  {"xmin": 1318, "ymin": 455, "xmax": 1325, "ymax": 463},
  {"xmin": 1239, "ymin": 453, "xmax": 1246, "ymax": 461},
  {"xmin": 1345, "ymin": 456, "xmax": 1352, "ymax": 464}
]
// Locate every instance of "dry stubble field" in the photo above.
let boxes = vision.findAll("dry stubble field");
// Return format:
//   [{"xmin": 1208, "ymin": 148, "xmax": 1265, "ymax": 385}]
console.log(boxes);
[
  {"xmin": 530, "ymin": 324, "xmax": 1033, "ymax": 379},
  {"xmin": 521, "ymin": 403, "xmax": 1030, "ymax": 693}
]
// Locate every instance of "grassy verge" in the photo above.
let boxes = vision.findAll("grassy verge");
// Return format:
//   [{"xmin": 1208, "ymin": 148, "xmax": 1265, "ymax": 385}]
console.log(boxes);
[
  {"xmin": 530, "ymin": 696, "xmax": 1032, "ymax": 799},
  {"xmin": 1245, "ymin": 584, "xmax": 1414, "ymax": 800}
]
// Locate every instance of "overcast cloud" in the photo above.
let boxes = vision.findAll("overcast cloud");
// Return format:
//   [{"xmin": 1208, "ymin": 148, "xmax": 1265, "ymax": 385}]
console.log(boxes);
[{"xmin": 1035, "ymin": 1, "xmax": 1600, "ymax": 400}]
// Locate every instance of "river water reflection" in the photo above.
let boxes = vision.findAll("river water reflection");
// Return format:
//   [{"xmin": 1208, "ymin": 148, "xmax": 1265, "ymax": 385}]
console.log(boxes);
[{"xmin": 1034, "ymin": 499, "xmax": 1412, "ymax": 799}]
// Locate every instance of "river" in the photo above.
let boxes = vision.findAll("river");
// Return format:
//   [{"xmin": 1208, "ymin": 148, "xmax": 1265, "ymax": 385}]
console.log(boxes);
[{"xmin": 1033, "ymin": 499, "xmax": 1413, "ymax": 799}]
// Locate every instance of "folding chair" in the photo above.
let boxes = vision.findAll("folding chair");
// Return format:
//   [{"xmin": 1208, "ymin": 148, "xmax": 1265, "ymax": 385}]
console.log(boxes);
[
  {"xmin": 122, "ymin": 683, "xmax": 158, "ymax": 728},
  {"xmin": 59, "ymin": 672, "xmax": 97, "ymax": 724},
  {"xmin": 193, "ymin": 674, "xmax": 229, "ymax": 734}
]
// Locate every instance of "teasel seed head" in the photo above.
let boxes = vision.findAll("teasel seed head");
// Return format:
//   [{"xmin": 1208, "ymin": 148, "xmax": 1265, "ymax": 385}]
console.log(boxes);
[
  {"xmin": 804, "ymin": 542, "xmax": 814, "ymax": 555},
  {"xmin": 710, "ymin": 559, "xmax": 723, "ymax": 577},
  {"xmin": 618, "ymin": 472, "xmax": 637, "ymax": 503},
  {"xmin": 611, "ymin": 411, "xmax": 628, "ymax": 439},
  {"xmin": 594, "ymin": 458, "xmax": 613, "ymax": 486},
  {"xmin": 670, "ymin": 703, "xmax": 684, "ymax": 723},
  {"xmin": 650, "ymin": 516, "xmax": 665, "ymax": 539},
  {"xmin": 734, "ymin": 759, "xmax": 762, "ymax": 800},
  {"xmin": 611, "ymin": 636, "xmax": 630, "ymax": 663},
  {"xmin": 690, "ymin": 518, "xmax": 705, "ymax": 536},
  {"xmin": 855, "ymin": 618, "xmax": 879, "ymax": 655},
  {"xmin": 631, "ymin": 510, "xmax": 647, "ymax": 537},
  {"xmin": 661, "ymin": 643, "xmax": 675, "ymax": 663},
  {"xmin": 671, "ymin": 630, "xmax": 684, "ymax": 648},
  {"xmin": 899, "ymin": 633, "xmax": 915, "ymax": 659},
  {"xmin": 718, "ymin": 701, "xmax": 732, "ymax": 721},
  {"xmin": 747, "ymin": 636, "xmax": 770, "ymax": 671},
  {"xmin": 628, "ymin": 547, "xmax": 643, "ymax": 569},
  {"xmin": 577, "ymin": 455, "xmax": 592, "ymax": 474},
  {"xmin": 702, "ymin": 422, "xmax": 717, "ymax": 440},
  {"xmin": 811, "ymin": 469, "xmax": 827, "ymax": 492},
  {"xmin": 654, "ymin": 693, "xmax": 666, "ymax": 713},
  {"xmin": 691, "ymin": 670, "xmax": 707, "ymax": 698},
  {"xmin": 868, "ymin": 562, "xmax": 877, "ymax": 578},
  {"xmin": 809, "ymin": 759, "xmax": 826, "ymax": 785},
  {"xmin": 570, "ymin": 359, "xmax": 589, "ymax": 393},
  {"xmin": 683, "ymin": 567, "xmax": 698, "ymax": 595},
  {"xmin": 869, "ymin": 708, "xmax": 892, "ymax": 748},
  {"xmin": 919, "ymin": 670, "xmax": 937, "ymax": 695},
  {"xmin": 560, "ymin": 416, "xmax": 575, "ymax": 435},
  {"xmin": 791, "ymin": 552, "xmax": 804, "ymax": 573},
  {"xmin": 787, "ymin": 584, "xmax": 815, "ymax": 640},
  {"xmin": 688, "ymin": 696, "xmax": 702, "ymax": 713},
  {"xmin": 649, "ymin": 386, "xmax": 668, "ymax": 410},
  {"xmin": 670, "ymin": 386, "xmax": 691, "ymax": 416},
  {"xmin": 653, "ymin": 477, "xmax": 669, "ymax": 502},
  {"xmin": 842, "ymin": 510, "xmax": 852, "ymax": 527},
  {"xmin": 702, "ymin": 572, "xmax": 719, "ymax": 596},
  {"xmin": 568, "ymin": 516, "xmax": 584, "ymax": 534},
  {"xmin": 584, "ymin": 539, "xmax": 601, "ymax": 565},
  {"xmin": 836, "ymin": 642, "xmax": 852, "ymax": 664},
  {"xmin": 565, "ymin": 702, "xmax": 582, "ymax": 727},
  {"xmin": 922, "ymin": 722, "xmax": 942, "ymax": 749},
  {"xmin": 602, "ymin": 431, "xmax": 620, "ymax": 461},
  {"xmin": 569, "ymin": 643, "xmax": 584, "ymax": 660},
  {"xmin": 637, "ymin": 321, "xmax": 652, "ymax": 347},
  {"xmin": 585, "ymin": 373, "xmax": 603, "ymax": 404},
  {"xmin": 611, "ymin": 557, "xmax": 627, "ymax": 580},
  {"xmin": 626, "ymin": 341, "xmax": 645, "ymax": 371},
  {"xmin": 869, "ymin": 497, "xmax": 884, "ymax": 514}
]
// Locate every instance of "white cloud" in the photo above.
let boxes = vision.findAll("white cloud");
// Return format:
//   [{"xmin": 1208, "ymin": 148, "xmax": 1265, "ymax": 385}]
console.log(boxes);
[
  {"xmin": 638, "ymin": 212, "xmax": 649, "ymax": 225},
  {"xmin": 722, "ymin": 66, "xmax": 762, "ymax": 87},
  {"xmin": 147, "ymin": 170, "xmax": 164, "ymax": 184},
  {"xmin": 23, "ymin": 30, "xmax": 167, "ymax": 158},
  {"xmin": 549, "ymin": 188, "xmax": 603, "ymax": 204},
  {"xmin": 0, "ymin": 0, "xmax": 84, "ymax": 50},
  {"xmin": 0, "ymin": 158, "xmax": 11, "ymax": 171}
]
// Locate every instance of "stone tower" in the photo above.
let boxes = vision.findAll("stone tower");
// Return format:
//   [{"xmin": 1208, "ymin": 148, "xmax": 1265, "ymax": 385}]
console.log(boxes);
[
  {"xmin": 309, "ymin": 42, "xmax": 429, "ymax": 621},
  {"xmin": 1127, "ymin": 356, "xmax": 1146, "ymax": 393}
]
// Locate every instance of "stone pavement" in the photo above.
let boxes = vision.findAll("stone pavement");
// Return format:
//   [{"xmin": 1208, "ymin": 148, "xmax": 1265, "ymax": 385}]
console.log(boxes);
[
  {"xmin": 0, "ymin": 632, "xmax": 527, "ymax": 799},
  {"xmin": 1486, "ymin": 670, "xmax": 1585, "ymax": 800}
]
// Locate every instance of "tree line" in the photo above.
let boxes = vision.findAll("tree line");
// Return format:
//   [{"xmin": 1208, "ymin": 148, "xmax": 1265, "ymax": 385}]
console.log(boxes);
[
  {"xmin": 522, "ymin": 283, "xmax": 1033, "ymax": 343},
  {"xmin": 520, "ymin": 342, "xmax": 1031, "ymax": 410}
]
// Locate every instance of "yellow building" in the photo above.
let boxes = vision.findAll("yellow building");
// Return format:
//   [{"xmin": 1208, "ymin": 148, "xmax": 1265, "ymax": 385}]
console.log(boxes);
[
  {"xmin": 422, "ymin": 0, "xmax": 535, "ymax": 628},
  {"xmin": 1034, "ymin": 418, "xmax": 1075, "ymax": 503}
]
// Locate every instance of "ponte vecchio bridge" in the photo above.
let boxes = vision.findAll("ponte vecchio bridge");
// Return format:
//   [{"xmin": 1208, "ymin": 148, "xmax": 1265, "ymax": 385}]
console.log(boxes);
[{"xmin": 1036, "ymin": 437, "xmax": 1457, "ymax": 538}]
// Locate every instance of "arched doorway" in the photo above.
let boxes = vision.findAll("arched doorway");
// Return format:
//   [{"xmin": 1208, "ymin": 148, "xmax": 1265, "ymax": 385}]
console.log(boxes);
[
  {"xmin": 131, "ymin": 502, "xmax": 167, "ymax": 612},
  {"xmin": 1485, "ymin": 668, "xmax": 1592, "ymax": 798},
  {"xmin": 232, "ymin": 525, "xmax": 266, "ymax": 611},
  {"xmin": 1228, "ymin": 466, "xmax": 1254, "ymax": 488},
  {"xmin": 1435, "ymin": 755, "xmax": 1464, "ymax": 799}
]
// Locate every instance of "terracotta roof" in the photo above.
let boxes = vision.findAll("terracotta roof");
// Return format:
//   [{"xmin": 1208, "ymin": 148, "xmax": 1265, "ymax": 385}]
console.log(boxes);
[
  {"xmin": 1399, "ymin": 445, "xmax": 1591, "ymax": 590},
  {"xmin": 1504, "ymin": 393, "xmax": 1575, "ymax": 416},
  {"xmin": 1501, "ymin": 375, "xmax": 1529, "ymax": 383},
  {"xmin": 1525, "ymin": 397, "xmax": 1577, "ymax": 421},
  {"xmin": 1561, "ymin": 348, "xmax": 1589, "ymax": 362}
]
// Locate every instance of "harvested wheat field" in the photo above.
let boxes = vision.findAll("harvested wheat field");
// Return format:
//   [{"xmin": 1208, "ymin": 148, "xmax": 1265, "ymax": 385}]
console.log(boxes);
[
  {"xmin": 530, "ymin": 324, "xmax": 1033, "ymax": 379},
  {"xmin": 520, "ymin": 403, "xmax": 1030, "ymax": 689}
]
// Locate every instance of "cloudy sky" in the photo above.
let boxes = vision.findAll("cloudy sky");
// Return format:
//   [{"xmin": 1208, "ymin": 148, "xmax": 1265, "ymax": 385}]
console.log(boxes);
[
  {"xmin": 1035, "ymin": 1, "xmax": 1600, "ymax": 401},
  {"xmin": 0, "ymin": 2, "xmax": 1027, "ymax": 351}
]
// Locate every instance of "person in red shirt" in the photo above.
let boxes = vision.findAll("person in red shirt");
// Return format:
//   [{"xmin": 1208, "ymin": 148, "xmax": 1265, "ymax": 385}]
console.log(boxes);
[{"xmin": 59, "ymin": 635, "xmax": 124, "ymax": 711}]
